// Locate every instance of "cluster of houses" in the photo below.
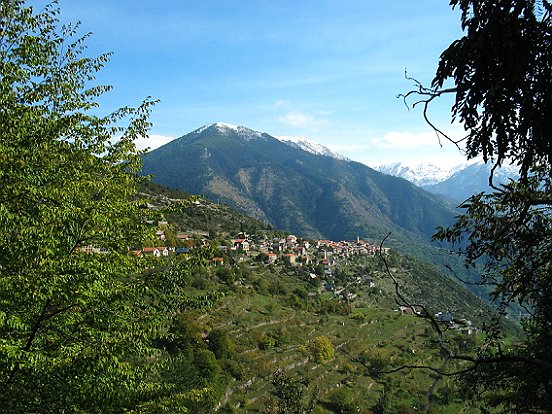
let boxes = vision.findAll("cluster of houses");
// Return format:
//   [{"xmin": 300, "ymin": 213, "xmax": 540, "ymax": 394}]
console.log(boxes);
[
  {"xmin": 128, "ymin": 230, "xmax": 195, "ymax": 257},
  {"xmin": 435, "ymin": 311, "xmax": 478, "ymax": 335},
  {"xmin": 127, "ymin": 228, "xmax": 389, "ymax": 269},
  {"xmin": 228, "ymin": 234, "xmax": 389, "ymax": 266}
]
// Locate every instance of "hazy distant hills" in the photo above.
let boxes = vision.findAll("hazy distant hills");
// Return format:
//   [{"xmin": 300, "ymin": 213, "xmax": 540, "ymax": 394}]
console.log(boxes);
[
  {"xmin": 376, "ymin": 160, "xmax": 520, "ymax": 202},
  {"xmin": 141, "ymin": 123, "xmax": 457, "ymax": 245}
]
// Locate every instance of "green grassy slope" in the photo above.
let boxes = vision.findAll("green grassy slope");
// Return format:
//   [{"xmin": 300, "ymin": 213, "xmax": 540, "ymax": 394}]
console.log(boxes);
[{"xmin": 139, "ymin": 183, "xmax": 495, "ymax": 413}]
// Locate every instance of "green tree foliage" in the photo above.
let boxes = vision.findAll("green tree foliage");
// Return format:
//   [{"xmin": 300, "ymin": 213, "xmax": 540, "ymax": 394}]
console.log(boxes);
[
  {"xmin": 405, "ymin": 0, "xmax": 552, "ymax": 411},
  {"xmin": 307, "ymin": 335, "xmax": 335, "ymax": 363},
  {"xmin": 258, "ymin": 334, "xmax": 277, "ymax": 350},
  {"xmin": 0, "ymin": 1, "xmax": 183, "ymax": 412},
  {"xmin": 328, "ymin": 388, "xmax": 358, "ymax": 414},
  {"xmin": 357, "ymin": 349, "xmax": 390, "ymax": 379},
  {"xmin": 432, "ymin": 0, "xmax": 552, "ymax": 177},
  {"xmin": 216, "ymin": 266, "xmax": 237, "ymax": 284},
  {"xmin": 156, "ymin": 312, "xmax": 206, "ymax": 354},
  {"xmin": 142, "ymin": 304, "xmax": 230, "ymax": 413},
  {"xmin": 263, "ymin": 370, "xmax": 318, "ymax": 414},
  {"xmin": 207, "ymin": 329, "xmax": 235, "ymax": 360}
]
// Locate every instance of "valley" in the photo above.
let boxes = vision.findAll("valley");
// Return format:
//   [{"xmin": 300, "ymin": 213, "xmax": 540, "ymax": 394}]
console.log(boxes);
[{"xmin": 3, "ymin": 1, "xmax": 548, "ymax": 412}]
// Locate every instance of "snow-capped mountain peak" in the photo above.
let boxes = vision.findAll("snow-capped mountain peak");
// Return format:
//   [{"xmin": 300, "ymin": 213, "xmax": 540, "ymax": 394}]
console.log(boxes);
[
  {"xmin": 376, "ymin": 162, "xmax": 453, "ymax": 186},
  {"xmin": 213, "ymin": 122, "xmax": 240, "ymax": 131},
  {"xmin": 192, "ymin": 124, "xmax": 347, "ymax": 159},
  {"xmin": 277, "ymin": 135, "xmax": 347, "ymax": 160},
  {"xmin": 376, "ymin": 159, "xmax": 521, "ymax": 201},
  {"xmin": 194, "ymin": 122, "xmax": 265, "ymax": 141}
]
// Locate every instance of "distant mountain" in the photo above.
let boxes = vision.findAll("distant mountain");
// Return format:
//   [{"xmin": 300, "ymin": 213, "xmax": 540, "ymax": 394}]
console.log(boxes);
[
  {"xmin": 377, "ymin": 160, "xmax": 520, "ymax": 202},
  {"xmin": 141, "ymin": 123, "xmax": 456, "ymax": 247},
  {"xmin": 423, "ymin": 161, "xmax": 520, "ymax": 202},
  {"xmin": 376, "ymin": 162, "xmax": 460, "ymax": 186}
]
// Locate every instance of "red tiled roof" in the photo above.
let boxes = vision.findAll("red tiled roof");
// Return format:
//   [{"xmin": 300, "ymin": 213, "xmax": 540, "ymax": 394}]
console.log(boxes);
[{"xmin": 142, "ymin": 247, "xmax": 166, "ymax": 252}]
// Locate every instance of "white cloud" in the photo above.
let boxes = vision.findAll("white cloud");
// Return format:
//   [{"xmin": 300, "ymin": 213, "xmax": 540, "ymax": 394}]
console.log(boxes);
[
  {"xmin": 318, "ymin": 129, "xmax": 467, "ymax": 169},
  {"xmin": 327, "ymin": 142, "xmax": 374, "ymax": 153},
  {"xmin": 274, "ymin": 99, "xmax": 288, "ymax": 107},
  {"xmin": 372, "ymin": 122, "xmax": 466, "ymax": 150},
  {"xmin": 374, "ymin": 130, "xmax": 445, "ymax": 149},
  {"xmin": 278, "ymin": 111, "xmax": 328, "ymax": 129},
  {"xmin": 135, "ymin": 134, "xmax": 176, "ymax": 151}
]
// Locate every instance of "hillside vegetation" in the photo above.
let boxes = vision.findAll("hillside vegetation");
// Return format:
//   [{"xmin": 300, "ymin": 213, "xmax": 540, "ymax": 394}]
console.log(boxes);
[
  {"xmin": 129, "ymin": 183, "xmax": 495, "ymax": 413},
  {"xmin": 2, "ymin": 1, "xmax": 535, "ymax": 412}
]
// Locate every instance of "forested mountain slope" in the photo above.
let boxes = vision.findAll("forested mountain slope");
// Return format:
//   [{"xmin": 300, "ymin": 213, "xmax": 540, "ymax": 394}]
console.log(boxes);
[{"xmin": 141, "ymin": 123, "xmax": 457, "ymax": 245}]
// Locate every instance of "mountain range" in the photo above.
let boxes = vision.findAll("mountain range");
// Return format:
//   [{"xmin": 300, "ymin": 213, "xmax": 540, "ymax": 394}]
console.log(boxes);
[
  {"xmin": 376, "ymin": 161, "xmax": 466, "ymax": 187},
  {"xmin": 141, "ymin": 123, "xmax": 457, "ymax": 249},
  {"xmin": 376, "ymin": 160, "xmax": 520, "ymax": 202}
]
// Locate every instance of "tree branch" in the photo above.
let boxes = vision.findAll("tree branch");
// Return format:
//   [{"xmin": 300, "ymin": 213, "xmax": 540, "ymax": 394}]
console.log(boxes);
[
  {"xmin": 377, "ymin": 235, "xmax": 552, "ymax": 381},
  {"xmin": 378, "ymin": 234, "xmax": 447, "ymax": 354},
  {"xmin": 1, "ymin": 298, "xmax": 52, "ymax": 393},
  {"xmin": 398, "ymin": 71, "xmax": 464, "ymax": 151}
]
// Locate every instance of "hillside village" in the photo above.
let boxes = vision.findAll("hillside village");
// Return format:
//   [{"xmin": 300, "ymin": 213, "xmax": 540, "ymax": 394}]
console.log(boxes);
[
  {"xmin": 131, "ymin": 193, "xmax": 390, "ymax": 267},
  {"xmin": 133, "ymin": 229, "xmax": 388, "ymax": 267},
  {"xmin": 127, "ymin": 225, "xmax": 388, "ymax": 299},
  {"xmin": 119, "ymin": 195, "xmax": 477, "ymax": 336}
]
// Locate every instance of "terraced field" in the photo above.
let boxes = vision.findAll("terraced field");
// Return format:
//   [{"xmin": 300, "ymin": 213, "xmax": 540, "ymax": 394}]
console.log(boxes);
[{"xmin": 191, "ymin": 268, "xmax": 481, "ymax": 413}]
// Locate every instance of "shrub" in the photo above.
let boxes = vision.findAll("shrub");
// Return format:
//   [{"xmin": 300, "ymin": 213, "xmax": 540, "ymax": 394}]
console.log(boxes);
[
  {"xmin": 207, "ymin": 329, "xmax": 235, "ymax": 359},
  {"xmin": 308, "ymin": 336, "xmax": 335, "ymax": 363},
  {"xmin": 329, "ymin": 388, "xmax": 358, "ymax": 414},
  {"xmin": 259, "ymin": 335, "xmax": 277, "ymax": 350}
]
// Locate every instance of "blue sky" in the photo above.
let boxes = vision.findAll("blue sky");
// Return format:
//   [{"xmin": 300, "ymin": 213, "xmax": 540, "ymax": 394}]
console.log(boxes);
[{"xmin": 60, "ymin": 0, "xmax": 467, "ymax": 167}]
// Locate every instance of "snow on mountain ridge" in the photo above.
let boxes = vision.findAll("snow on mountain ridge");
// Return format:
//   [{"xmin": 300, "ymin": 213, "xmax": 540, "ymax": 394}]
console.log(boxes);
[
  {"xmin": 376, "ymin": 162, "xmax": 454, "ymax": 186},
  {"xmin": 194, "ymin": 122, "xmax": 265, "ymax": 141},
  {"xmin": 277, "ymin": 135, "xmax": 347, "ymax": 160},
  {"xmin": 376, "ymin": 159, "xmax": 520, "ymax": 188},
  {"xmin": 192, "ymin": 124, "xmax": 346, "ymax": 159}
]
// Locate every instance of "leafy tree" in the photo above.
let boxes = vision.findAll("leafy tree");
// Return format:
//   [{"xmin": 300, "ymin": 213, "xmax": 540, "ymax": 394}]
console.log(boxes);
[
  {"xmin": 307, "ymin": 336, "xmax": 335, "ymax": 363},
  {"xmin": 141, "ymin": 349, "xmax": 221, "ymax": 414},
  {"xmin": 191, "ymin": 348, "xmax": 223, "ymax": 387},
  {"xmin": 0, "ymin": 1, "xmax": 182, "ymax": 412},
  {"xmin": 403, "ymin": 0, "xmax": 551, "ymax": 179},
  {"xmin": 207, "ymin": 329, "xmax": 235, "ymax": 360},
  {"xmin": 256, "ymin": 251, "xmax": 269, "ymax": 263},
  {"xmin": 372, "ymin": 391, "xmax": 391, "ymax": 414},
  {"xmin": 156, "ymin": 312, "xmax": 206, "ymax": 354},
  {"xmin": 403, "ymin": 0, "xmax": 552, "ymax": 412},
  {"xmin": 263, "ymin": 370, "xmax": 318, "ymax": 414},
  {"xmin": 357, "ymin": 349, "xmax": 390, "ymax": 379},
  {"xmin": 329, "ymin": 387, "xmax": 358, "ymax": 414},
  {"xmin": 216, "ymin": 266, "xmax": 237, "ymax": 284}
]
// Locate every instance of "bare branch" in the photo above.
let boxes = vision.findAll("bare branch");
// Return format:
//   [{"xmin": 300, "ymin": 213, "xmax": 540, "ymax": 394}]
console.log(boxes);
[
  {"xmin": 378, "ymin": 234, "xmax": 449, "ymax": 355},
  {"xmin": 398, "ymin": 71, "xmax": 466, "ymax": 151},
  {"xmin": 377, "ymin": 235, "xmax": 552, "ymax": 382},
  {"xmin": 381, "ymin": 363, "xmax": 475, "ymax": 377}
]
